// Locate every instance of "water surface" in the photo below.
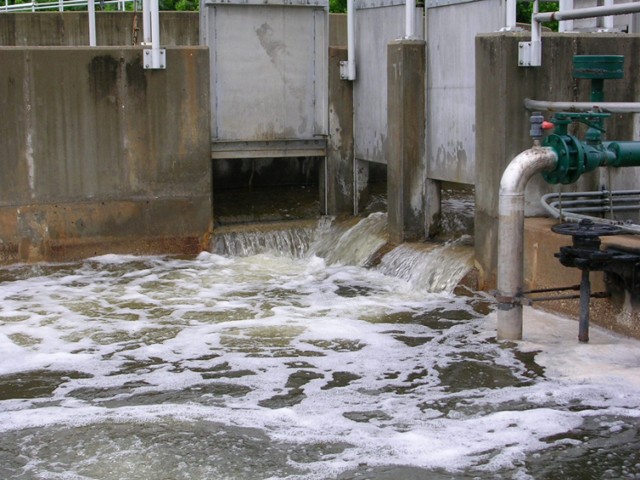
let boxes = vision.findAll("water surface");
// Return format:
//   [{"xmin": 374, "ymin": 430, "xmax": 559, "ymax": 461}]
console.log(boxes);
[{"xmin": 0, "ymin": 244, "xmax": 639, "ymax": 479}]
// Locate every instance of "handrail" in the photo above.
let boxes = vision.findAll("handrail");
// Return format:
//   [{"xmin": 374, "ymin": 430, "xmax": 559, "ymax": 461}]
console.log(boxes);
[
  {"xmin": 518, "ymin": 0, "xmax": 640, "ymax": 67},
  {"xmin": 2, "ymin": 0, "xmax": 132, "ymax": 12}
]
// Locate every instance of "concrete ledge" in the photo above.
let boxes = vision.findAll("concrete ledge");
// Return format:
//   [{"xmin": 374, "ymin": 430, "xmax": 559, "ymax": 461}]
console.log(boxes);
[{"xmin": 0, "ymin": 198, "xmax": 212, "ymax": 263}]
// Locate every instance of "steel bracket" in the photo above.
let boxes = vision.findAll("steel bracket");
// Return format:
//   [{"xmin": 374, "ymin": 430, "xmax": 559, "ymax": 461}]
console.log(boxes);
[{"xmin": 143, "ymin": 49, "xmax": 166, "ymax": 70}]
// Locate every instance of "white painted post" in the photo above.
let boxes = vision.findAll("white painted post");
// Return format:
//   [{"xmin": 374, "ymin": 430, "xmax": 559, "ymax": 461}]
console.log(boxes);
[
  {"xmin": 558, "ymin": 0, "xmax": 574, "ymax": 32},
  {"xmin": 88, "ymin": 0, "xmax": 96, "ymax": 46},
  {"xmin": 405, "ymin": 0, "xmax": 416, "ymax": 38},
  {"xmin": 505, "ymin": 0, "xmax": 517, "ymax": 30},
  {"xmin": 143, "ymin": 0, "xmax": 151, "ymax": 44},
  {"xmin": 603, "ymin": 0, "xmax": 615, "ymax": 30}
]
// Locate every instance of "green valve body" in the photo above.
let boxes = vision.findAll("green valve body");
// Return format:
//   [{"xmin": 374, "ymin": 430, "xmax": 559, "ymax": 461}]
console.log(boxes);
[{"xmin": 541, "ymin": 55, "xmax": 640, "ymax": 185}]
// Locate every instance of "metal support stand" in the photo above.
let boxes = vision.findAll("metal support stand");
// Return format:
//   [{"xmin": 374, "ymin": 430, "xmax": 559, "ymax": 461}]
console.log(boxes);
[
  {"xmin": 552, "ymin": 219, "xmax": 621, "ymax": 342},
  {"xmin": 579, "ymin": 268, "xmax": 591, "ymax": 342}
]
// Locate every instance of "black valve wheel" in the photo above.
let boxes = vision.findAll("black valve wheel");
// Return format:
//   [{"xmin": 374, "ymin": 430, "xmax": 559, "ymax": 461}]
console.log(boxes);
[{"xmin": 551, "ymin": 219, "xmax": 622, "ymax": 237}]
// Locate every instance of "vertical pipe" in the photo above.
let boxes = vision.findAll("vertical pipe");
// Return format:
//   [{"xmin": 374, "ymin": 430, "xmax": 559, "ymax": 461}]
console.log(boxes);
[
  {"xmin": 143, "ymin": 0, "xmax": 151, "ymax": 44},
  {"xmin": 603, "ymin": 0, "xmax": 614, "ymax": 30},
  {"xmin": 578, "ymin": 269, "xmax": 591, "ymax": 342},
  {"xmin": 405, "ymin": 0, "xmax": 416, "ymax": 38},
  {"xmin": 88, "ymin": 0, "xmax": 96, "ymax": 46},
  {"xmin": 497, "ymin": 147, "xmax": 557, "ymax": 340},
  {"xmin": 150, "ymin": 0, "xmax": 161, "ymax": 67},
  {"xmin": 59, "ymin": 0, "xmax": 63, "ymax": 12},
  {"xmin": 346, "ymin": 0, "xmax": 356, "ymax": 80},
  {"xmin": 505, "ymin": 0, "xmax": 516, "ymax": 30},
  {"xmin": 530, "ymin": 0, "xmax": 541, "ymax": 67},
  {"xmin": 558, "ymin": 0, "xmax": 574, "ymax": 32}
]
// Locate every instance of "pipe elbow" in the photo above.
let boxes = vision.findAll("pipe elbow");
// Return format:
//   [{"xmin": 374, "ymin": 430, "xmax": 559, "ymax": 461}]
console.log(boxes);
[{"xmin": 500, "ymin": 147, "xmax": 558, "ymax": 196}]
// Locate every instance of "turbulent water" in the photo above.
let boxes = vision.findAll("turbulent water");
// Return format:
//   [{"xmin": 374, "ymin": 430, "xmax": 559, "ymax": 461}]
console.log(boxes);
[{"xmin": 1, "ymin": 216, "xmax": 640, "ymax": 479}]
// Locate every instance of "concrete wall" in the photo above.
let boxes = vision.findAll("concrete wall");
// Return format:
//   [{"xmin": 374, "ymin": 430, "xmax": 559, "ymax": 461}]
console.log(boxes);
[
  {"xmin": 475, "ymin": 33, "xmax": 640, "ymax": 289},
  {"xmin": 0, "ymin": 12, "xmax": 199, "ymax": 46},
  {"xmin": 0, "ymin": 46, "xmax": 211, "ymax": 263},
  {"xmin": 0, "ymin": 12, "xmax": 347, "ymax": 48}
]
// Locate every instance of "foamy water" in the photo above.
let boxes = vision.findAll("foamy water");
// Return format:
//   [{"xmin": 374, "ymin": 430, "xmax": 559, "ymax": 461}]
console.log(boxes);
[{"xmin": 1, "ymin": 251, "xmax": 639, "ymax": 479}]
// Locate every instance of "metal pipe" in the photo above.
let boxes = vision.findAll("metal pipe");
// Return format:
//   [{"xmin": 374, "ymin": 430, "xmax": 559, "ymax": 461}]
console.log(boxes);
[
  {"xmin": 150, "ymin": 0, "xmax": 161, "ymax": 66},
  {"xmin": 541, "ymin": 191, "xmax": 640, "ymax": 234},
  {"xmin": 603, "ymin": 0, "xmax": 615, "ymax": 30},
  {"xmin": 405, "ymin": 0, "xmax": 416, "ymax": 38},
  {"xmin": 525, "ymin": 98, "xmax": 640, "ymax": 113},
  {"xmin": 143, "ymin": 0, "xmax": 151, "ymax": 45},
  {"xmin": 497, "ymin": 146, "xmax": 558, "ymax": 341},
  {"xmin": 558, "ymin": 0, "xmax": 574, "ymax": 32},
  {"xmin": 534, "ymin": 2, "xmax": 640, "ymax": 23},
  {"xmin": 505, "ymin": 0, "xmax": 517, "ymax": 30},
  {"xmin": 346, "ymin": 0, "xmax": 356, "ymax": 80},
  {"xmin": 88, "ymin": 0, "xmax": 96, "ymax": 46}
]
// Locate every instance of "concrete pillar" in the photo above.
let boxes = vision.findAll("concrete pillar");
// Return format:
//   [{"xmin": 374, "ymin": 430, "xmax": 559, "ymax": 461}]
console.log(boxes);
[
  {"xmin": 324, "ymin": 46, "xmax": 355, "ymax": 216},
  {"xmin": 387, "ymin": 39, "xmax": 429, "ymax": 243}
]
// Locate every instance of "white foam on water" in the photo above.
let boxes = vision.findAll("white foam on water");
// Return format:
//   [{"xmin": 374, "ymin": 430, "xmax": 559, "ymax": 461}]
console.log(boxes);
[{"xmin": 1, "ymin": 253, "xmax": 639, "ymax": 479}]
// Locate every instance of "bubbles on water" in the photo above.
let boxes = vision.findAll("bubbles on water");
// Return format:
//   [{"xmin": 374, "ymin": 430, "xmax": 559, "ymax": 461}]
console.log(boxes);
[{"xmin": 1, "ymin": 229, "xmax": 640, "ymax": 478}]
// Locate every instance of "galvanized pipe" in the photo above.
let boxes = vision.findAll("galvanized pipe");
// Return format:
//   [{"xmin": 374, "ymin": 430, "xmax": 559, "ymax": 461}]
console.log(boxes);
[
  {"xmin": 504, "ymin": 0, "xmax": 517, "ymax": 30},
  {"xmin": 143, "ymin": 0, "xmax": 151, "ymax": 45},
  {"xmin": 405, "ymin": 0, "xmax": 416, "ymax": 38},
  {"xmin": 534, "ymin": 1, "xmax": 640, "ymax": 23},
  {"xmin": 88, "ymin": 0, "xmax": 96, "ymax": 46},
  {"xmin": 497, "ymin": 146, "xmax": 558, "ymax": 340},
  {"xmin": 558, "ymin": 0, "xmax": 574, "ymax": 32},
  {"xmin": 346, "ymin": 0, "xmax": 356, "ymax": 80},
  {"xmin": 525, "ymin": 98, "xmax": 640, "ymax": 114},
  {"xmin": 541, "ymin": 190, "xmax": 640, "ymax": 234}
]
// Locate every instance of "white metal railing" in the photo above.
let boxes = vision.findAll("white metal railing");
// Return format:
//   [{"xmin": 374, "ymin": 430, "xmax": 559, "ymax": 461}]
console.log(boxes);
[
  {"xmin": 2, "ymin": 0, "xmax": 132, "ymax": 12},
  {"xmin": 518, "ymin": 1, "xmax": 640, "ymax": 67},
  {"xmin": 504, "ymin": 0, "xmax": 640, "ymax": 34}
]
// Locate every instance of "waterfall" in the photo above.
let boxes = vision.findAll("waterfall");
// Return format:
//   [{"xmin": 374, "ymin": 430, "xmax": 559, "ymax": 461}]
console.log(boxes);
[
  {"xmin": 212, "ymin": 212, "xmax": 474, "ymax": 292},
  {"xmin": 376, "ymin": 238, "xmax": 474, "ymax": 293},
  {"xmin": 309, "ymin": 212, "xmax": 388, "ymax": 267},
  {"xmin": 212, "ymin": 221, "xmax": 316, "ymax": 257}
]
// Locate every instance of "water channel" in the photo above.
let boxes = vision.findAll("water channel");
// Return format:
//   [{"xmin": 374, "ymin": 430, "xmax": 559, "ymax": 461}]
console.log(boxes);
[{"xmin": 1, "ymin": 213, "xmax": 640, "ymax": 479}]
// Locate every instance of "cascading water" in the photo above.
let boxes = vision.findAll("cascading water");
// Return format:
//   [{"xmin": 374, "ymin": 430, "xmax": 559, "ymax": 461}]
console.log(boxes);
[
  {"xmin": 377, "ymin": 239, "xmax": 474, "ymax": 293},
  {"xmin": 1, "ymin": 214, "xmax": 640, "ymax": 479}
]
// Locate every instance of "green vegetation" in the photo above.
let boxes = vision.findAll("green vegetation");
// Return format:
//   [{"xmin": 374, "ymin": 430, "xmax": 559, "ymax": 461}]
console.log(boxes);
[
  {"xmin": 330, "ymin": 0, "xmax": 346, "ymax": 13},
  {"xmin": 517, "ymin": 1, "xmax": 560, "ymax": 31}
]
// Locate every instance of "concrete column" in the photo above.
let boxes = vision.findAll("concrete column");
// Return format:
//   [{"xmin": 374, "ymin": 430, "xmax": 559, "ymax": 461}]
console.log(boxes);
[
  {"xmin": 324, "ymin": 46, "xmax": 355, "ymax": 216},
  {"xmin": 387, "ymin": 39, "xmax": 429, "ymax": 243}
]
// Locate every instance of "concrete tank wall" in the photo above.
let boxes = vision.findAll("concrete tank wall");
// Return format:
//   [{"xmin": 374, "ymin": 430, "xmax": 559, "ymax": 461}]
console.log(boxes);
[
  {"xmin": 0, "ymin": 46, "xmax": 212, "ymax": 263},
  {"xmin": 0, "ymin": 12, "xmax": 199, "ymax": 46}
]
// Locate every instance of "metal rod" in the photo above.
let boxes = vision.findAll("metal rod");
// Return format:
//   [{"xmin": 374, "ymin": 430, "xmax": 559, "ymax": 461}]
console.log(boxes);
[
  {"xmin": 523, "ymin": 284, "xmax": 580, "ymax": 294},
  {"xmin": 528, "ymin": 291, "xmax": 609, "ymax": 302},
  {"xmin": 524, "ymin": 99, "xmax": 640, "ymax": 114},
  {"xmin": 579, "ymin": 269, "xmax": 591, "ymax": 343}
]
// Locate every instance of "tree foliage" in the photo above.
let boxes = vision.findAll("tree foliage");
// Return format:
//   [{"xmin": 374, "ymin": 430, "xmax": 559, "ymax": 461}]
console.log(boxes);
[{"xmin": 516, "ymin": 1, "xmax": 559, "ymax": 31}]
